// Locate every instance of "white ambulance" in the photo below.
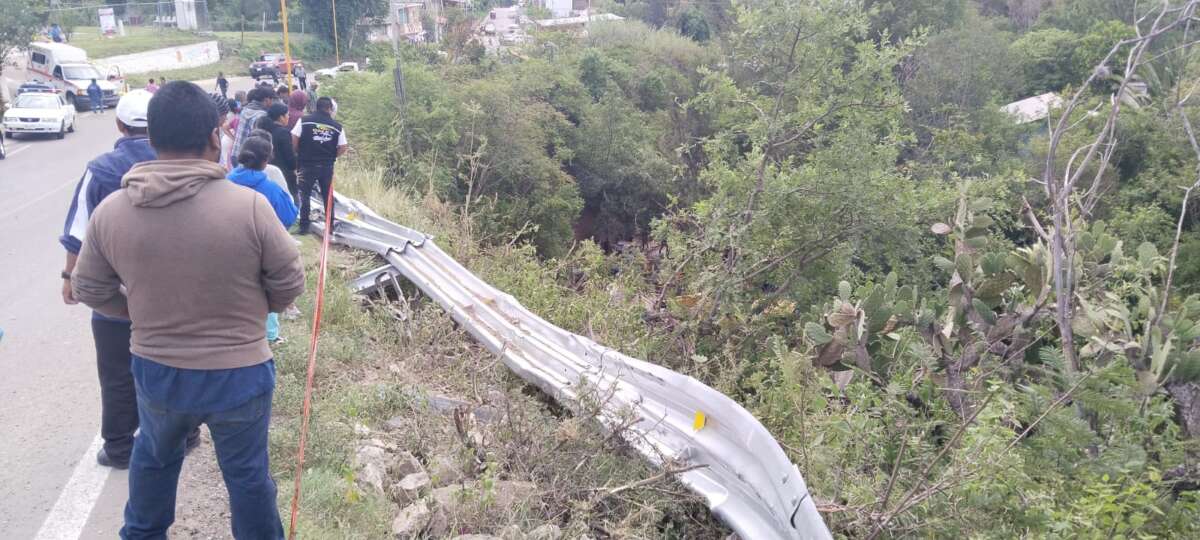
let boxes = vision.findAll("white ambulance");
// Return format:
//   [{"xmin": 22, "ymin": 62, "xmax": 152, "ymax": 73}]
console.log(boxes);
[{"xmin": 26, "ymin": 42, "xmax": 124, "ymax": 111}]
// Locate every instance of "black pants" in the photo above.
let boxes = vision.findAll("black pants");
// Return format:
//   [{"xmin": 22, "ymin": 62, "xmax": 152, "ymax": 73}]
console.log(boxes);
[
  {"xmin": 281, "ymin": 166, "xmax": 299, "ymax": 207},
  {"xmin": 298, "ymin": 76, "xmax": 307, "ymax": 91},
  {"xmin": 93, "ymin": 318, "xmax": 138, "ymax": 461},
  {"xmin": 298, "ymin": 164, "xmax": 334, "ymax": 233},
  {"xmin": 92, "ymin": 318, "xmax": 200, "ymax": 463}
]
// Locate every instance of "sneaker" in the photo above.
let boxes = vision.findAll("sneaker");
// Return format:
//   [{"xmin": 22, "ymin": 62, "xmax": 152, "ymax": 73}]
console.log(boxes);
[
  {"xmin": 96, "ymin": 448, "xmax": 129, "ymax": 470},
  {"xmin": 283, "ymin": 305, "xmax": 302, "ymax": 320}
]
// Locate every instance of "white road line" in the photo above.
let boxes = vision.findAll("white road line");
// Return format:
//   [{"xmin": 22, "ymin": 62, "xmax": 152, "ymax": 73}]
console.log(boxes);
[
  {"xmin": 33, "ymin": 433, "xmax": 110, "ymax": 540},
  {"xmin": 0, "ymin": 176, "xmax": 77, "ymax": 221},
  {"xmin": 7, "ymin": 144, "xmax": 31, "ymax": 156}
]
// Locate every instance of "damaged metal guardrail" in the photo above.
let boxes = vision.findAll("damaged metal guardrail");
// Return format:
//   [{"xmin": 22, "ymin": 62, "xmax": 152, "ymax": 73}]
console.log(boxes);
[{"xmin": 313, "ymin": 193, "xmax": 833, "ymax": 540}]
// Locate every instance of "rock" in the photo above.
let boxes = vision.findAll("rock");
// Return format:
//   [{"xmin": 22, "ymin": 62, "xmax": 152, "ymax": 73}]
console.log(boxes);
[
  {"xmin": 429, "ymin": 480, "xmax": 538, "ymax": 513},
  {"xmin": 425, "ymin": 393, "xmax": 472, "ymax": 413},
  {"xmin": 527, "ymin": 524, "xmax": 562, "ymax": 540},
  {"xmin": 354, "ymin": 445, "xmax": 389, "ymax": 494},
  {"xmin": 451, "ymin": 536, "xmax": 502, "ymax": 540},
  {"xmin": 473, "ymin": 404, "xmax": 502, "ymax": 423},
  {"xmin": 430, "ymin": 484, "xmax": 468, "ymax": 508},
  {"xmin": 428, "ymin": 453, "xmax": 468, "ymax": 487},
  {"xmin": 391, "ymin": 450, "xmax": 424, "ymax": 478},
  {"xmin": 362, "ymin": 437, "xmax": 398, "ymax": 452},
  {"xmin": 384, "ymin": 415, "xmax": 409, "ymax": 431},
  {"xmin": 391, "ymin": 501, "xmax": 431, "ymax": 539},
  {"xmin": 353, "ymin": 422, "xmax": 372, "ymax": 437},
  {"xmin": 490, "ymin": 480, "xmax": 538, "ymax": 509},
  {"xmin": 390, "ymin": 471, "xmax": 430, "ymax": 505}
]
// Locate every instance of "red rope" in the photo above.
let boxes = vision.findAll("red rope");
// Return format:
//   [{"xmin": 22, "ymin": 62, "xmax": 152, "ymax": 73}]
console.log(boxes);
[{"xmin": 287, "ymin": 182, "xmax": 337, "ymax": 540}]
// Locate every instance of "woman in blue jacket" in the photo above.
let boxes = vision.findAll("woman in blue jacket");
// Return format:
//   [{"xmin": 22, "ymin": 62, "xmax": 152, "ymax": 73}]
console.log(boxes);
[
  {"xmin": 229, "ymin": 136, "xmax": 298, "ymax": 227},
  {"xmin": 228, "ymin": 136, "xmax": 299, "ymax": 341}
]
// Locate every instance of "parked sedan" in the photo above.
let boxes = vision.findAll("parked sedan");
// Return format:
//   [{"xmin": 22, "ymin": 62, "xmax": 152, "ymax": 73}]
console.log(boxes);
[
  {"xmin": 2, "ymin": 92, "xmax": 76, "ymax": 140},
  {"xmin": 314, "ymin": 62, "xmax": 360, "ymax": 80}
]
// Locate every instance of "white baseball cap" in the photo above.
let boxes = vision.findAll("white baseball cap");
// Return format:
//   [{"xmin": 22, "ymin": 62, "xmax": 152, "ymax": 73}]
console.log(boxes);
[{"xmin": 116, "ymin": 89, "xmax": 153, "ymax": 128}]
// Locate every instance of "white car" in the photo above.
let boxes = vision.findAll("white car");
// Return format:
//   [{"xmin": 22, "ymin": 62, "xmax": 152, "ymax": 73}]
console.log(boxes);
[
  {"xmin": 2, "ymin": 92, "xmax": 76, "ymax": 140},
  {"xmin": 314, "ymin": 62, "xmax": 360, "ymax": 80}
]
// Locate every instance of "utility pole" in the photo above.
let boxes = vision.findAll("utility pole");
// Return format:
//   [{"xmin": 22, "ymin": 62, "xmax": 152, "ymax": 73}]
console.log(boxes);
[
  {"xmin": 331, "ymin": 0, "xmax": 341, "ymax": 64},
  {"xmin": 390, "ymin": 6, "xmax": 411, "ymax": 155},
  {"xmin": 280, "ymin": 0, "xmax": 294, "ymax": 89}
]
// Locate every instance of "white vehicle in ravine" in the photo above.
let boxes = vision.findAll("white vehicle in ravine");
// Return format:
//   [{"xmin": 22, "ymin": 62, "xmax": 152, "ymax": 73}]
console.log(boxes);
[
  {"xmin": 314, "ymin": 62, "xmax": 360, "ymax": 80},
  {"xmin": 2, "ymin": 92, "xmax": 76, "ymax": 140}
]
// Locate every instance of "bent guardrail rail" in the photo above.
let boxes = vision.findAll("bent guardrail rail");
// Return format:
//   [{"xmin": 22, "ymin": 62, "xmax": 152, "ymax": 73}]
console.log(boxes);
[{"xmin": 313, "ymin": 193, "xmax": 832, "ymax": 540}]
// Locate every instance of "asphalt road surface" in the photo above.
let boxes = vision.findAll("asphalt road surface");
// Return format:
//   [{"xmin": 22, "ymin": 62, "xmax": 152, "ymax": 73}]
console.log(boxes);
[{"xmin": 0, "ymin": 77, "xmax": 254, "ymax": 539}]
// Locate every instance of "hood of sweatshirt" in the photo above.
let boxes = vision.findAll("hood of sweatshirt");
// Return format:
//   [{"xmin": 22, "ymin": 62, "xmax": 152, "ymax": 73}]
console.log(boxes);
[
  {"xmin": 122, "ymin": 160, "xmax": 228, "ymax": 208},
  {"xmin": 227, "ymin": 166, "xmax": 268, "ymax": 190},
  {"xmin": 288, "ymin": 91, "xmax": 308, "ymax": 111}
]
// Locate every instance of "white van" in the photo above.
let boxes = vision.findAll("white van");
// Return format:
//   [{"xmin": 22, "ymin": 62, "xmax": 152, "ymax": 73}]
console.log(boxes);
[{"xmin": 27, "ymin": 42, "xmax": 123, "ymax": 111}]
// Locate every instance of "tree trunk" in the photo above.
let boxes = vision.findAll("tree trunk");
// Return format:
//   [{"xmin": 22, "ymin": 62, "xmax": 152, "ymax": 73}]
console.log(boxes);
[{"xmin": 1167, "ymin": 381, "xmax": 1200, "ymax": 444}]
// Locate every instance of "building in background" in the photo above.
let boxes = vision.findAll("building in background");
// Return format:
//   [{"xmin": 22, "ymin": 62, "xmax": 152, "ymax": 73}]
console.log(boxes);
[
  {"xmin": 364, "ymin": 0, "xmax": 425, "ymax": 43},
  {"xmin": 546, "ymin": 0, "xmax": 572, "ymax": 18}
]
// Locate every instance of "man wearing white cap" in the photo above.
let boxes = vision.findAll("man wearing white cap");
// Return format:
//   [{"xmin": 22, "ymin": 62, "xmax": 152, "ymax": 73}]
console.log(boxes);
[{"xmin": 59, "ymin": 89, "xmax": 200, "ymax": 469}]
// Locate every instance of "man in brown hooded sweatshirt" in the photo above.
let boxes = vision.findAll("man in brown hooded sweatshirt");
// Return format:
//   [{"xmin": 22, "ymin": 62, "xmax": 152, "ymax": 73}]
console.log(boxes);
[{"xmin": 72, "ymin": 81, "xmax": 305, "ymax": 539}]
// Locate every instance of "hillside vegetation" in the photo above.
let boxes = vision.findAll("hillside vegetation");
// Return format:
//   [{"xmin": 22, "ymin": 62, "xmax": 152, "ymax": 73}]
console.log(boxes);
[{"xmin": 309, "ymin": 0, "xmax": 1200, "ymax": 537}]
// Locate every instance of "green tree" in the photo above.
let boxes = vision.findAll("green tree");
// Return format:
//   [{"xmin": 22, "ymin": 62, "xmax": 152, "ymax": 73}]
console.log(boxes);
[
  {"xmin": 902, "ymin": 20, "xmax": 1021, "ymax": 130},
  {"xmin": 660, "ymin": 0, "xmax": 940, "ymax": 340},
  {"xmin": 1011, "ymin": 27, "xmax": 1082, "ymax": 94},
  {"xmin": 0, "ymin": 0, "xmax": 45, "ymax": 104},
  {"xmin": 568, "ymin": 94, "xmax": 673, "ymax": 245},
  {"xmin": 864, "ymin": 0, "xmax": 967, "ymax": 42},
  {"xmin": 299, "ymin": 0, "xmax": 383, "ymax": 55},
  {"xmin": 677, "ymin": 7, "xmax": 710, "ymax": 42}
]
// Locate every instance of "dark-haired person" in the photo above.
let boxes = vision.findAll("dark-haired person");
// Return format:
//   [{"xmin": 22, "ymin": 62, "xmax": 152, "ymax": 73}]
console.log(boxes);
[
  {"xmin": 87, "ymin": 79, "xmax": 103, "ymax": 114},
  {"xmin": 210, "ymin": 92, "xmax": 234, "ymax": 171},
  {"xmin": 258, "ymin": 104, "xmax": 298, "ymax": 205},
  {"xmin": 215, "ymin": 71, "xmax": 229, "ymax": 98},
  {"xmin": 231, "ymin": 87, "xmax": 274, "ymax": 167},
  {"xmin": 292, "ymin": 96, "xmax": 348, "ymax": 235},
  {"xmin": 295, "ymin": 64, "xmax": 307, "ymax": 91},
  {"xmin": 71, "ymin": 81, "xmax": 304, "ymax": 539},
  {"xmin": 60, "ymin": 89, "xmax": 202, "ymax": 469},
  {"xmin": 249, "ymin": 128, "xmax": 291, "ymax": 194},
  {"xmin": 286, "ymin": 90, "xmax": 307, "ymax": 130},
  {"xmin": 229, "ymin": 135, "xmax": 299, "ymax": 342}
]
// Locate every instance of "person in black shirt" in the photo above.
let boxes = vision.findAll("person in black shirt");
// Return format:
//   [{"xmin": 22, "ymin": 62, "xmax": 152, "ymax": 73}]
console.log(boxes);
[
  {"xmin": 216, "ymin": 72, "xmax": 229, "ymax": 98},
  {"xmin": 257, "ymin": 104, "xmax": 298, "ymax": 206},
  {"xmin": 291, "ymin": 97, "xmax": 347, "ymax": 234}
]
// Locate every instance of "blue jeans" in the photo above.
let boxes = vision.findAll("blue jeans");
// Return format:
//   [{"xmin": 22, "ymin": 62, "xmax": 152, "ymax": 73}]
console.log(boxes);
[
  {"xmin": 121, "ymin": 391, "xmax": 284, "ymax": 539},
  {"xmin": 91, "ymin": 98, "xmax": 102, "ymax": 113}
]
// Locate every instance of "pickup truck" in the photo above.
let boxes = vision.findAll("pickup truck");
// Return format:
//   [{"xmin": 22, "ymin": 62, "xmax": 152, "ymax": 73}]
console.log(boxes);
[{"xmin": 249, "ymin": 53, "xmax": 303, "ymax": 82}]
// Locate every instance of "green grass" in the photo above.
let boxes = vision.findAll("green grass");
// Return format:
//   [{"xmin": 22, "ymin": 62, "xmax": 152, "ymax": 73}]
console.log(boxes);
[{"xmin": 66, "ymin": 26, "xmax": 208, "ymax": 59}]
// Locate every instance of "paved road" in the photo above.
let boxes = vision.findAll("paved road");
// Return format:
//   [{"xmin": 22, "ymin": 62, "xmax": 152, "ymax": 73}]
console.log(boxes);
[
  {"xmin": 482, "ymin": 6, "xmax": 526, "ymax": 52},
  {"xmin": 0, "ymin": 76, "xmax": 255, "ymax": 539}
]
